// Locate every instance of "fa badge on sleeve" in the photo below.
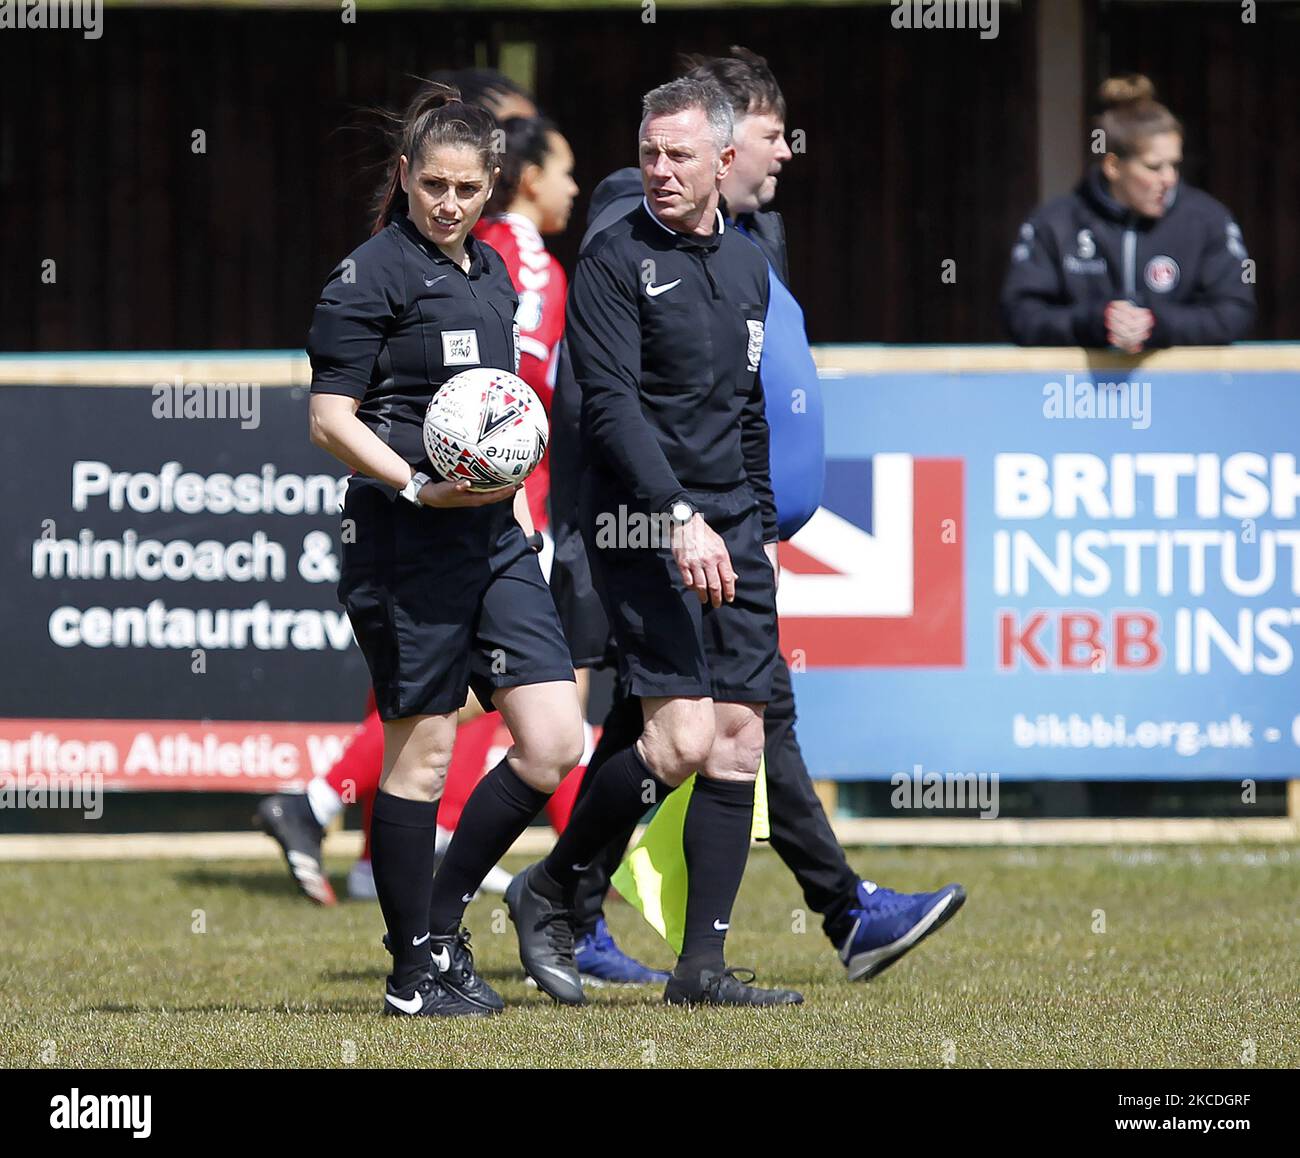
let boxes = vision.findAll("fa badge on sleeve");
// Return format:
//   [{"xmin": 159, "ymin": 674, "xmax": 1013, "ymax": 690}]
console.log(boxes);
[{"xmin": 746, "ymin": 319, "xmax": 765, "ymax": 372}]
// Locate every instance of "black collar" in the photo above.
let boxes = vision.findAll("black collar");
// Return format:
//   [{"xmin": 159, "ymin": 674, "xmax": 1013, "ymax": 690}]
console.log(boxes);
[
  {"xmin": 392, "ymin": 211, "xmax": 486, "ymax": 276},
  {"xmin": 1080, "ymin": 165, "xmax": 1181, "ymax": 225},
  {"xmin": 639, "ymin": 197, "xmax": 724, "ymax": 253}
]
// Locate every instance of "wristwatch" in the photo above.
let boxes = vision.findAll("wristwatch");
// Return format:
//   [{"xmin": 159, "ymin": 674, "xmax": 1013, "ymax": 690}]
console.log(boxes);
[
  {"xmin": 666, "ymin": 498, "xmax": 697, "ymax": 528},
  {"xmin": 398, "ymin": 471, "xmax": 432, "ymax": 506}
]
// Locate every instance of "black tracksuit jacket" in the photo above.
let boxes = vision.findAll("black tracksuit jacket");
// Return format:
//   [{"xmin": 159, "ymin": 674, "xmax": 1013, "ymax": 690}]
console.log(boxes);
[
  {"xmin": 1000, "ymin": 167, "xmax": 1255, "ymax": 347},
  {"xmin": 565, "ymin": 195, "xmax": 778, "ymax": 541}
]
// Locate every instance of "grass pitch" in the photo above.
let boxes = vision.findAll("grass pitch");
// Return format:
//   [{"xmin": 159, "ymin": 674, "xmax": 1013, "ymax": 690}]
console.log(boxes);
[{"xmin": 1, "ymin": 844, "xmax": 1297, "ymax": 1068}]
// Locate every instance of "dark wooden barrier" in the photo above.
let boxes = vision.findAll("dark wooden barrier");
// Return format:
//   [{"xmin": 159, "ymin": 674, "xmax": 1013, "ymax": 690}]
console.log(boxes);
[{"xmin": 0, "ymin": 2, "xmax": 1292, "ymax": 350}]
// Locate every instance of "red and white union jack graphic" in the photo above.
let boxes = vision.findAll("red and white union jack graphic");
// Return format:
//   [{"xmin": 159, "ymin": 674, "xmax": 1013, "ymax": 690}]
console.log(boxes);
[{"xmin": 776, "ymin": 454, "xmax": 964, "ymax": 667}]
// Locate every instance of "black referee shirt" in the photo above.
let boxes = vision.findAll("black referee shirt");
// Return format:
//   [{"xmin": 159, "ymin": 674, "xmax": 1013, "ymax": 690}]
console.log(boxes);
[
  {"xmin": 567, "ymin": 198, "xmax": 778, "ymax": 542},
  {"xmin": 307, "ymin": 210, "xmax": 520, "ymax": 473}
]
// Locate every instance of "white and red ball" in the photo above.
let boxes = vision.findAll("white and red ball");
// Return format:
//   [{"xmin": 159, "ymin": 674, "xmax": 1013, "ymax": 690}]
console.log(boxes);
[{"xmin": 422, "ymin": 367, "xmax": 548, "ymax": 491}]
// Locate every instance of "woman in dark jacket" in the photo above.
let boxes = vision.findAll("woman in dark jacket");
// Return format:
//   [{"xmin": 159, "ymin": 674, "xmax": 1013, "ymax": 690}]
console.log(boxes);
[{"xmin": 1001, "ymin": 74, "xmax": 1255, "ymax": 351}]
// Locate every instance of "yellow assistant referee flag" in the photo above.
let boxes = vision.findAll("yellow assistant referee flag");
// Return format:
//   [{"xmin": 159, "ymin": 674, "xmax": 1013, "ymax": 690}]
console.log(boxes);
[{"xmin": 609, "ymin": 757, "xmax": 769, "ymax": 954}]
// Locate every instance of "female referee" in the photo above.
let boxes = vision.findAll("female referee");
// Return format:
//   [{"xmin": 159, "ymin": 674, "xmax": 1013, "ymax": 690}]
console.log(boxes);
[{"xmin": 307, "ymin": 82, "xmax": 584, "ymax": 1018}]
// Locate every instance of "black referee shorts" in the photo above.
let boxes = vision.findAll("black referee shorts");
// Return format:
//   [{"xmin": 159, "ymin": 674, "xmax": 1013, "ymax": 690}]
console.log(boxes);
[
  {"xmin": 339, "ymin": 480, "xmax": 575, "ymax": 721},
  {"xmin": 580, "ymin": 476, "xmax": 778, "ymax": 704},
  {"xmin": 548, "ymin": 520, "xmax": 614, "ymax": 670}
]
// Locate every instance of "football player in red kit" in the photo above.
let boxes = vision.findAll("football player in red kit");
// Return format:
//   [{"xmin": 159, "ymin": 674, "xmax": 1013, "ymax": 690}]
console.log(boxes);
[{"xmin": 473, "ymin": 115, "xmax": 576, "ymax": 534}]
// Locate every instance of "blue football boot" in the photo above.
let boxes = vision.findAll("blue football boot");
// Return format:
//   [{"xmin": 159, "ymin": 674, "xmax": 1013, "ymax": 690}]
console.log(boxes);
[
  {"xmin": 838, "ymin": 880, "xmax": 966, "ymax": 981},
  {"xmin": 575, "ymin": 917, "xmax": 671, "ymax": 985}
]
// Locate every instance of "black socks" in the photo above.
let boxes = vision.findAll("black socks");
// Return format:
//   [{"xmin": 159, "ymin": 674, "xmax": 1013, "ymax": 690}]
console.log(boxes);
[
  {"xmin": 427, "ymin": 755, "xmax": 551, "ymax": 933},
  {"xmin": 371, "ymin": 789, "xmax": 440, "ymax": 990},
  {"xmin": 678, "ymin": 775, "xmax": 755, "ymax": 976},
  {"xmin": 542, "ymin": 745, "xmax": 675, "ymax": 893}
]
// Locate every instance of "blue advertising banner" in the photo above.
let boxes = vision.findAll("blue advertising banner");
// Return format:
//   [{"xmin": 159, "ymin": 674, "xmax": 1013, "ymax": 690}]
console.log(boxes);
[
  {"xmin": 3, "ymin": 348, "xmax": 1295, "ymax": 786},
  {"xmin": 781, "ymin": 347, "xmax": 1300, "ymax": 781}
]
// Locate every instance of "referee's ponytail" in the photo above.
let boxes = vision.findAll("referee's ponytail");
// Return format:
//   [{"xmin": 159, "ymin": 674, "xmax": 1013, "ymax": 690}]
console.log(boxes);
[{"xmin": 370, "ymin": 80, "xmax": 499, "ymax": 236}]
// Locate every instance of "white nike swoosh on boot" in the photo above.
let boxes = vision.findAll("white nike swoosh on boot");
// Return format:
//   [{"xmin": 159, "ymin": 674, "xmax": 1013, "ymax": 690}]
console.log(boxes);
[{"xmin": 385, "ymin": 990, "xmax": 424, "ymax": 1014}]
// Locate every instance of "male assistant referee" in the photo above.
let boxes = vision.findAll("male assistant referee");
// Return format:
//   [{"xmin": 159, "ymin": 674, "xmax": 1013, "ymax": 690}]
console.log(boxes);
[
  {"xmin": 506, "ymin": 76, "xmax": 801, "ymax": 1007},
  {"xmin": 554, "ymin": 47, "xmax": 967, "ymax": 985}
]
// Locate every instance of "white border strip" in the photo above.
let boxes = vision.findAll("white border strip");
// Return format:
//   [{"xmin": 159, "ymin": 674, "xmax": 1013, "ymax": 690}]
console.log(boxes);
[
  {"xmin": 813, "ymin": 343, "xmax": 1300, "ymax": 375},
  {"xmin": 1, "ymin": 817, "xmax": 1295, "ymax": 862},
  {"xmin": 3, "ymin": 344, "xmax": 1300, "ymax": 387}
]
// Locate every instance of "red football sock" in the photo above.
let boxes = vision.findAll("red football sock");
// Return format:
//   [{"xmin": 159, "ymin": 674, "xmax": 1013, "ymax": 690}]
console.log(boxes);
[
  {"xmin": 330, "ymin": 693, "xmax": 383, "ymax": 863},
  {"xmin": 543, "ymin": 762, "xmax": 587, "ymax": 833},
  {"xmin": 438, "ymin": 712, "xmax": 500, "ymax": 832},
  {"xmin": 326, "ymin": 703, "xmax": 384, "ymax": 805}
]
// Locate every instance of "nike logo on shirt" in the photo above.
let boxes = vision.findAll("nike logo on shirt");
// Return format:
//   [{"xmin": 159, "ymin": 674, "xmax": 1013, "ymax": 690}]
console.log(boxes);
[{"xmin": 644, "ymin": 279, "xmax": 682, "ymax": 298}]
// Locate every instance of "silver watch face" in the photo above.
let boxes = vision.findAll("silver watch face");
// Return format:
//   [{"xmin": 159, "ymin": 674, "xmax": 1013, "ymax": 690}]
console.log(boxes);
[{"xmin": 670, "ymin": 501, "xmax": 693, "ymax": 524}]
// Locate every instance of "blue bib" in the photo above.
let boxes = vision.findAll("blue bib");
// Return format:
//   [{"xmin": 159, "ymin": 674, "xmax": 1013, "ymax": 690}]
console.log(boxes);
[{"xmin": 758, "ymin": 265, "xmax": 825, "ymax": 540}]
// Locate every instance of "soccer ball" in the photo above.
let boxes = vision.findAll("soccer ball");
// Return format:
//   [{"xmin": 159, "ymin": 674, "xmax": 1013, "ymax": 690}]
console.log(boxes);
[{"xmin": 422, "ymin": 368, "xmax": 548, "ymax": 491}]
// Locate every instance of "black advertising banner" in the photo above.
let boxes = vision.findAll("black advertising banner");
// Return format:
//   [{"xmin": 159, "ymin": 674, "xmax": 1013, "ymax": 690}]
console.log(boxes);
[{"xmin": 0, "ymin": 371, "xmax": 370, "ymax": 790}]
